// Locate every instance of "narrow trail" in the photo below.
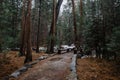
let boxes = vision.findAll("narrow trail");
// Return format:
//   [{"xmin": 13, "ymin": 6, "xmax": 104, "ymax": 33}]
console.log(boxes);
[{"xmin": 17, "ymin": 52, "xmax": 74, "ymax": 80}]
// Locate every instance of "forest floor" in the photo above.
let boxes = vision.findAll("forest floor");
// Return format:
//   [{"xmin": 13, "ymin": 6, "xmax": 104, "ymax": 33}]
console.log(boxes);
[
  {"xmin": 77, "ymin": 57, "xmax": 120, "ymax": 80},
  {"xmin": 14, "ymin": 52, "xmax": 73, "ymax": 80},
  {"xmin": 0, "ymin": 51, "xmax": 45, "ymax": 79},
  {"xmin": 0, "ymin": 51, "xmax": 120, "ymax": 80}
]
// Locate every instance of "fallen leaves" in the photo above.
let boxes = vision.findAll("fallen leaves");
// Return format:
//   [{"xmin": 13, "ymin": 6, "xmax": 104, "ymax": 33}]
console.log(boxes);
[{"xmin": 77, "ymin": 58, "xmax": 120, "ymax": 80}]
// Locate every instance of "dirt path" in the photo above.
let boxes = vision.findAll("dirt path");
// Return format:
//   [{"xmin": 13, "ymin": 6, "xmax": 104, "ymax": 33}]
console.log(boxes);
[{"xmin": 17, "ymin": 52, "xmax": 73, "ymax": 80}]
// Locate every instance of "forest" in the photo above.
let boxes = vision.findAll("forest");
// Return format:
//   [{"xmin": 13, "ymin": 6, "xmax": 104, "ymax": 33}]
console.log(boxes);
[{"xmin": 0, "ymin": 0, "xmax": 120, "ymax": 80}]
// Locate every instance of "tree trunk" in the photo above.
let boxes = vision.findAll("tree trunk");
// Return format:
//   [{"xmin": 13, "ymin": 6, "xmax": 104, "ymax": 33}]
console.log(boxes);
[
  {"xmin": 79, "ymin": 0, "xmax": 83, "ymax": 46},
  {"xmin": 49, "ymin": 0, "xmax": 56, "ymax": 53},
  {"xmin": 71, "ymin": 0, "xmax": 77, "ymax": 47},
  {"xmin": 0, "ymin": 0, "xmax": 3, "ymax": 52},
  {"xmin": 36, "ymin": 0, "xmax": 41, "ymax": 53},
  {"xmin": 101, "ymin": 0, "xmax": 107, "ymax": 59},
  {"xmin": 19, "ymin": 0, "xmax": 27, "ymax": 56},
  {"xmin": 80, "ymin": 0, "xmax": 83, "ymax": 16},
  {"xmin": 47, "ymin": 0, "xmax": 63, "ymax": 54},
  {"xmin": 24, "ymin": 0, "xmax": 32, "ymax": 63},
  {"xmin": 56, "ymin": 0, "xmax": 63, "ymax": 21}
]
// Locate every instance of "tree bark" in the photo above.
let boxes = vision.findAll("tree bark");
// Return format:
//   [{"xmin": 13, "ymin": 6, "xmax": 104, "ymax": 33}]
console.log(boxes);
[
  {"xmin": 36, "ymin": 0, "xmax": 41, "ymax": 53},
  {"xmin": 71, "ymin": 0, "xmax": 77, "ymax": 47},
  {"xmin": 19, "ymin": 0, "xmax": 27, "ymax": 56},
  {"xmin": 78, "ymin": 0, "xmax": 83, "ymax": 48},
  {"xmin": 24, "ymin": 0, "xmax": 32, "ymax": 63},
  {"xmin": 0, "ymin": 0, "xmax": 3, "ymax": 52},
  {"xmin": 47, "ymin": 0, "xmax": 63, "ymax": 54},
  {"xmin": 101, "ymin": 0, "xmax": 107, "ymax": 59},
  {"xmin": 80, "ymin": 0, "xmax": 83, "ymax": 16},
  {"xmin": 49, "ymin": 0, "xmax": 56, "ymax": 53},
  {"xmin": 56, "ymin": 0, "xmax": 63, "ymax": 21}
]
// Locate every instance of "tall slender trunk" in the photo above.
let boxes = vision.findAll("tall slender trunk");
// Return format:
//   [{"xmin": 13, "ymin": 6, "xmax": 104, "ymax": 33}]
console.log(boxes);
[
  {"xmin": 49, "ymin": 0, "xmax": 56, "ymax": 53},
  {"xmin": 11, "ymin": 0, "xmax": 15, "ymax": 38},
  {"xmin": 47, "ymin": 0, "xmax": 63, "ymax": 53},
  {"xmin": 80, "ymin": 0, "xmax": 83, "ymax": 16},
  {"xmin": 0, "ymin": 0, "xmax": 3, "ymax": 52},
  {"xmin": 24, "ymin": 0, "xmax": 32, "ymax": 63},
  {"xmin": 79, "ymin": 0, "xmax": 83, "ymax": 47},
  {"xmin": 56, "ymin": 0, "xmax": 63, "ymax": 22},
  {"xmin": 100, "ymin": 0, "xmax": 107, "ymax": 59},
  {"xmin": 19, "ymin": 0, "xmax": 27, "ymax": 56},
  {"xmin": 71, "ymin": 0, "xmax": 77, "ymax": 47},
  {"xmin": 36, "ymin": 0, "xmax": 41, "ymax": 53}
]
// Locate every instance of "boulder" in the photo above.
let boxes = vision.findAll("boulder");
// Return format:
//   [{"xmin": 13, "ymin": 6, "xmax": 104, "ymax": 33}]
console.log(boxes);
[
  {"xmin": 18, "ymin": 66, "xmax": 28, "ymax": 72},
  {"xmin": 24, "ymin": 64, "xmax": 32, "ymax": 68},
  {"xmin": 30, "ymin": 60, "xmax": 39, "ymax": 65},
  {"xmin": 10, "ymin": 71, "xmax": 20, "ymax": 78}
]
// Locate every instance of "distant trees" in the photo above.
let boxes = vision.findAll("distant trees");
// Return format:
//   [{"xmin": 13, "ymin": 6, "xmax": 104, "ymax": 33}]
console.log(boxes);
[
  {"xmin": 0, "ymin": 0, "xmax": 21, "ymax": 51},
  {"xmin": 57, "ymin": 0, "xmax": 74, "ymax": 46},
  {"xmin": 0, "ymin": 0, "xmax": 120, "ymax": 63},
  {"xmin": 31, "ymin": 0, "xmax": 52, "ymax": 48},
  {"xmin": 100, "ymin": 0, "xmax": 120, "ymax": 59},
  {"xmin": 59, "ymin": 0, "xmax": 120, "ymax": 59},
  {"xmin": 82, "ymin": 0, "xmax": 120, "ymax": 59}
]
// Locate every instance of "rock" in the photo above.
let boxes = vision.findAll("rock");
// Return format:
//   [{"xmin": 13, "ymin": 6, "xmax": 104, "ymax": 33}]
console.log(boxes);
[
  {"xmin": 32, "ymin": 48, "xmax": 36, "ymax": 51},
  {"xmin": 37, "ymin": 56, "xmax": 47, "ymax": 60},
  {"xmin": 18, "ymin": 66, "xmax": 28, "ymax": 72},
  {"xmin": 11, "ymin": 48, "xmax": 20, "ymax": 51},
  {"xmin": 49, "ymin": 54, "xmax": 55, "ymax": 57},
  {"xmin": 81, "ymin": 55, "xmax": 88, "ymax": 59},
  {"xmin": 44, "ymin": 56, "xmax": 47, "ymax": 58},
  {"xmin": 30, "ymin": 60, "xmax": 39, "ymax": 65},
  {"xmin": 24, "ymin": 64, "xmax": 32, "ymax": 68},
  {"xmin": 77, "ymin": 54, "xmax": 83, "ymax": 58},
  {"xmin": 38, "ymin": 56, "xmax": 44, "ymax": 60},
  {"xmin": 10, "ymin": 71, "xmax": 20, "ymax": 78}
]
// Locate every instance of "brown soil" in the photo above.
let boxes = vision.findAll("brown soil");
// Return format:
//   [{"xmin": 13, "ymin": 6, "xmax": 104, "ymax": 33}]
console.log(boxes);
[
  {"xmin": 77, "ymin": 58, "xmax": 120, "ymax": 80},
  {"xmin": 0, "ymin": 51, "xmax": 45, "ymax": 79}
]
